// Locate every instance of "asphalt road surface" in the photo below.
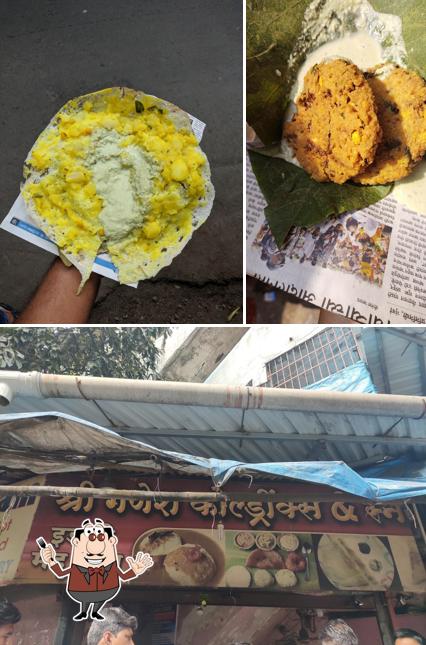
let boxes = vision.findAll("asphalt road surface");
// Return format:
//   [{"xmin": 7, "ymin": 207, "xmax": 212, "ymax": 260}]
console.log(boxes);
[{"xmin": 0, "ymin": 0, "xmax": 243, "ymax": 323}]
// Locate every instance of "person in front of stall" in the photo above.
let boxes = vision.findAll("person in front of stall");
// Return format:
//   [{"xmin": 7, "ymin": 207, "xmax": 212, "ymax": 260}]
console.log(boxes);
[
  {"xmin": 0, "ymin": 598, "xmax": 21, "ymax": 645},
  {"xmin": 394, "ymin": 628, "xmax": 426, "ymax": 645},
  {"xmin": 86, "ymin": 606, "xmax": 138, "ymax": 645},
  {"xmin": 39, "ymin": 517, "xmax": 153, "ymax": 622},
  {"xmin": 319, "ymin": 619, "xmax": 359, "ymax": 645}
]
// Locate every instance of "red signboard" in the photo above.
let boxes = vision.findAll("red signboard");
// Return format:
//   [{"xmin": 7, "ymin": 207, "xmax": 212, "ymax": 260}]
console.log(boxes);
[{"xmin": 14, "ymin": 473, "xmax": 425, "ymax": 594}]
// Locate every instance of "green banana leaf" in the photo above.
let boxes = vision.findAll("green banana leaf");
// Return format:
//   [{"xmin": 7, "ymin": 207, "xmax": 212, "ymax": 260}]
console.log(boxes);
[
  {"xmin": 249, "ymin": 150, "xmax": 392, "ymax": 246},
  {"xmin": 247, "ymin": 1, "xmax": 311, "ymax": 144}
]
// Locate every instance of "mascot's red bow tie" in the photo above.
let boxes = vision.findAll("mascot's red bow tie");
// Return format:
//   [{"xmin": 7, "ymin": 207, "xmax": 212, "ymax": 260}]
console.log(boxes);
[{"xmin": 88, "ymin": 566, "xmax": 105, "ymax": 576}]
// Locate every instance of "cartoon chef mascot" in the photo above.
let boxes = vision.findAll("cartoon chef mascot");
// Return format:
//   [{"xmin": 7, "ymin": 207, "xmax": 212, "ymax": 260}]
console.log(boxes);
[{"xmin": 38, "ymin": 518, "xmax": 153, "ymax": 621}]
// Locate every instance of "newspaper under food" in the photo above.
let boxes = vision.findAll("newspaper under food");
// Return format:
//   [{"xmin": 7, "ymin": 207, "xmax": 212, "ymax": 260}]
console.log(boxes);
[
  {"xmin": 21, "ymin": 88, "xmax": 214, "ymax": 291},
  {"xmin": 246, "ymin": 158, "xmax": 426, "ymax": 324}
]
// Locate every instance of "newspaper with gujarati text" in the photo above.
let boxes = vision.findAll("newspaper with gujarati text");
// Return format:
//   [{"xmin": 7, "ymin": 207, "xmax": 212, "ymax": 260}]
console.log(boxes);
[{"xmin": 247, "ymin": 155, "xmax": 426, "ymax": 324}]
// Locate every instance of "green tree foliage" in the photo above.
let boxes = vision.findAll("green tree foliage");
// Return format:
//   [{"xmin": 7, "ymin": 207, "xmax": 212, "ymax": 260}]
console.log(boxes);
[{"xmin": 0, "ymin": 327, "xmax": 170, "ymax": 378}]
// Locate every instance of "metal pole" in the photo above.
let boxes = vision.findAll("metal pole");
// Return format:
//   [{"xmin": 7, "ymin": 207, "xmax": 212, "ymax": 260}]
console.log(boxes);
[{"xmin": 1, "ymin": 370, "xmax": 426, "ymax": 418}]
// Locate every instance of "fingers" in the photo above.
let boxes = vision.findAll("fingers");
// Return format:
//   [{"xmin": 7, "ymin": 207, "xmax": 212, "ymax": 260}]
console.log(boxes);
[
  {"xmin": 140, "ymin": 554, "xmax": 154, "ymax": 569},
  {"xmin": 135, "ymin": 551, "xmax": 154, "ymax": 567},
  {"xmin": 127, "ymin": 552, "xmax": 154, "ymax": 573},
  {"xmin": 143, "ymin": 554, "xmax": 154, "ymax": 567},
  {"xmin": 41, "ymin": 544, "xmax": 56, "ymax": 564},
  {"xmin": 44, "ymin": 545, "xmax": 54, "ymax": 559}
]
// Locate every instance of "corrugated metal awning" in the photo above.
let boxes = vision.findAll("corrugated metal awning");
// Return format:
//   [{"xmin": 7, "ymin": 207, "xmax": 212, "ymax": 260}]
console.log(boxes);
[
  {"xmin": 0, "ymin": 411, "xmax": 425, "ymax": 502},
  {"xmin": 0, "ymin": 370, "xmax": 425, "ymax": 468},
  {"xmin": 362, "ymin": 328, "xmax": 426, "ymax": 396}
]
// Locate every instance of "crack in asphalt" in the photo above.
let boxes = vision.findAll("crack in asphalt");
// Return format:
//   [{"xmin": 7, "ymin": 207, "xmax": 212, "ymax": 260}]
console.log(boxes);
[{"xmin": 94, "ymin": 277, "xmax": 242, "ymax": 307}]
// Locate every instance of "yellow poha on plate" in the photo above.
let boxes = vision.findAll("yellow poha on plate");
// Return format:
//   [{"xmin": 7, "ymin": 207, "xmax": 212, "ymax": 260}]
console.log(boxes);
[{"xmin": 22, "ymin": 87, "xmax": 214, "ymax": 290}]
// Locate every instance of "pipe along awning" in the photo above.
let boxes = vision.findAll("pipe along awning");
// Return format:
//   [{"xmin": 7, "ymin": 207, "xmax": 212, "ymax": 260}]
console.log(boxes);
[
  {"xmin": 1, "ymin": 370, "xmax": 426, "ymax": 416},
  {"xmin": 1, "ymin": 370, "xmax": 426, "ymax": 468},
  {"xmin": 0, "ymin": 410, "xmax": 425, "ymax": 503}
]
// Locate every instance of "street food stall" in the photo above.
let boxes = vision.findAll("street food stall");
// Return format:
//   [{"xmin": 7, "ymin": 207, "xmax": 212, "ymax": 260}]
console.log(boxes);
[
  {"xmin": 2, "ymin": 470, "xmax": 425, "ymax": 643},
  {"xmin": 0, "ymin": 373, "xmax": 425, "ymax": 643}
]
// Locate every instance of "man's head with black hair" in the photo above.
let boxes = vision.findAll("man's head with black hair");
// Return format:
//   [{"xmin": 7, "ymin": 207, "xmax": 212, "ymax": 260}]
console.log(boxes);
[
  {"xmin": 70, "ymin": 518, "xmax": 119, "ymax": 570},
  {"xmin": 394, "ymin": 628, "xmax": 426, "ymax": 645},
  {"xmin": 346, "ymin": 217, "xmax": 359, "ymax": 233},
  {"xmin": 0, "ymin": 598, "xmax": 21, "ymax": 644},
  {"xmin": 73, "ymin": 518, "xmax": 114, "ymax": 541}
]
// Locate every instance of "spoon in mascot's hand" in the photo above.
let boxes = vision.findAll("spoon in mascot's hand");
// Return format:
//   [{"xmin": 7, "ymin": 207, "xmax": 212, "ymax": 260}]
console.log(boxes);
[{"xmin": 301, "ymin": 543, "xmax": 312, "ymax": 581}]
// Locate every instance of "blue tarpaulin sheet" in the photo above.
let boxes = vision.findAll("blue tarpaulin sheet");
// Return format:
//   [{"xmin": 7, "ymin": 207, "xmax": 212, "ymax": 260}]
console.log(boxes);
[
  {"xmin": 206, "ymin": 459, "xmax": 426, "ymax": 500},
  {"xmin": 0, "ymin": 411, "xmax": 425, "ymax": 503},
  {"xmin": 305, "ymin": 361, "xmax": 376, "ymax": 393},
  {"xmin": 359, "ymin": 456, "xmax": 426, "ymax": 479}
]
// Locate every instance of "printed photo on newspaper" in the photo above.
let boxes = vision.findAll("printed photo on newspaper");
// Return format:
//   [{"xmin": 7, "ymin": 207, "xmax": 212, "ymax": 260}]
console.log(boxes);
[{"xmin": 247, "ymin": 158, "xmax": 426, "ymax": 325}]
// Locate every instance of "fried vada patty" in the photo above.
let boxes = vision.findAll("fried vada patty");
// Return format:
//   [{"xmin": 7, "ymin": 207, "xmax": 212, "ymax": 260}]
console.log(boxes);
[
  {"xmin": 284, "ymin": 59, "xmax": 382, "ymax": 184},
  {"xmin": 354, "ymin": 64, "xmax": 426, "ymax": 185}
]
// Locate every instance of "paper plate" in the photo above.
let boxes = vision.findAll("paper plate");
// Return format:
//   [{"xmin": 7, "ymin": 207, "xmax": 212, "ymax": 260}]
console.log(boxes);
[{"xmin": 22, "ymin": 87, "xmax": 214, "ymax": 290}]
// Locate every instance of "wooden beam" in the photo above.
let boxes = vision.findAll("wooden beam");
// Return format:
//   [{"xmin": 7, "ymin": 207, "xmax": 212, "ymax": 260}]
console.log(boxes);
[
  {"xmin": 0, "ymin": 485, "xmax": 226, "ymax": 503},
  {"xmin": 0, "ymin": 484, "xmax": 419, "ymax": 505},
  {"xmin": 374, "ymin": 593, "xmax": 395, "ymax": 645},
  {"xmin": 119, "ymin": 586, "xmax": 377, "ymax": 610}
]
